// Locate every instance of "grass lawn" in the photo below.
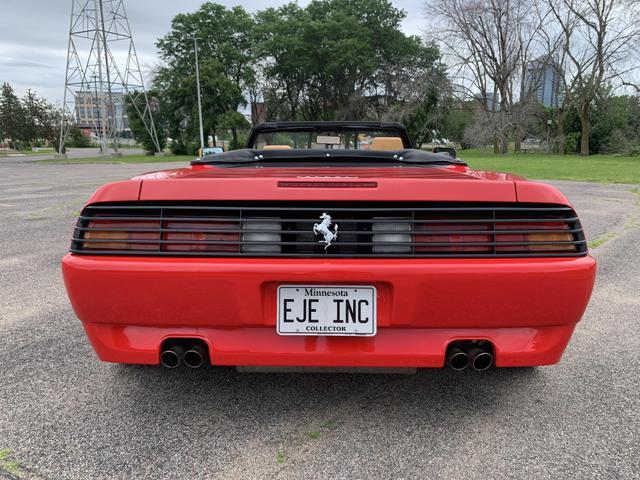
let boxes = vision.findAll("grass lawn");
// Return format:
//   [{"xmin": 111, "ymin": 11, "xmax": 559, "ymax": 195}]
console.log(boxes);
[
  {"xmin": 37, "ymin": 154, "xmax": 193, "ymax": 164},
  {"xmin": 461, "ymin": 149, "xmax": 640, "ymax": 184}
]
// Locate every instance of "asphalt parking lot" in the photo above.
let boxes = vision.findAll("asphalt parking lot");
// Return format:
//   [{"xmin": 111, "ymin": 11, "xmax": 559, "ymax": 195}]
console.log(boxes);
[{"xmin": 1, "ymin": 160, "xmax": 639, "ymax": 480}]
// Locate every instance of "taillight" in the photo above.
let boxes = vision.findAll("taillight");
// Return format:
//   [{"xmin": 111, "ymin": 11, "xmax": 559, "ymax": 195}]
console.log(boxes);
[
  {"xmin": 82, "ymin": 218, "xmax": 241, "ymax": 252},
  {"xmin": 163, "ymin": 221, "xmax": 239, "ymax": 252},
  {"xmin": 372, "ymin": 218, "xmax": 411, "ymax": 253},
  {"xmin": 75, "ymin": 203, "xmax": 584, "ymax": 258},
  {"xmin": 278, "ymin": 181, "xmax": 377, "ymax": 188},
  {"xmin": 412, "ymin": 220, "xmax": 576, "ymax": 253},
  {"xmin": 241, "ymin": 218, "xmax": 281, "ymax": 253},
  {"xmin": 495, "ymin": 222, "xmax": 576, "ymax": 252},
  {"xmin": 83, "ymin": 220, "xmax": 160, "ymax": 250},
  {"xmin": 415, "ymin": 222, "xmax": 492, "ymax": 253}
]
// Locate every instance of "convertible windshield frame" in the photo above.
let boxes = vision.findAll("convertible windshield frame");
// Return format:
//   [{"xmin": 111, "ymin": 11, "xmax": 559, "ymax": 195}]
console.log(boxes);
[{"xmin": 245, "ymin": 121, "xmax": 413, "ymax": 150}]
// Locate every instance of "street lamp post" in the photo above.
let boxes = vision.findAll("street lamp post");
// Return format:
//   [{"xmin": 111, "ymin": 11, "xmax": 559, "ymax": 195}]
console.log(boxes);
[
  {"xmin": 193, "ymin": 37, "xmax": 205, "ymax": 153},
  {"xmin": 92, "ymin": 75, "xmax": 103, "ymax": 152}
]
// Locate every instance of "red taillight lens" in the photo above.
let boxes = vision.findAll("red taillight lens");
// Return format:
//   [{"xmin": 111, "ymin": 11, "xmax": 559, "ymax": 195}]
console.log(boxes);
[
  {"xmin": 277, "ymin": 181, "xmax": 378, "ymax": 188},
  {"xmin": 414, "ymin": 222, "xmax": 492, "ymax": 252},
  {"xmin": 163, "ymin": 220, "xmax": 239, "ymax": 252},
  {"xmin": 83, "ymin": 220, "xmax": 160, "ymax": 250},
  {"xmin": 413, "ymin": 220, "xmax": 576, "ymax": 253},
  {"xmin": 82, "ymin": 219, "xmax": 240, "ymax": 252}
]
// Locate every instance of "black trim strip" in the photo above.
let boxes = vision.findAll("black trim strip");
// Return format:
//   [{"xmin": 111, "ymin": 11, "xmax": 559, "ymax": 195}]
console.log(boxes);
[
  {"xmin": 76, "ymin": 238, "xmax": 583, "ymax": 247},
  {"xmin": 69, "ymin": 249, "xmax": 587, "ymax": 258},
  {"xmin": 78, "ymin": 215, "xmax": 580, "ymax": 224},
  {"xmin": 76, "ymin": 227, "xmax": 582, "ymax": 235},
  {"xmin": 83, "ymin": 205, "xmax": 574, "ymax": 212}
]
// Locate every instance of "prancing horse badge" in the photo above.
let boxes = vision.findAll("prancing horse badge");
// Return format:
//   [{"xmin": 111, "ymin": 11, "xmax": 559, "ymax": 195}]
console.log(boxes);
[{"xmin": 313, "ymin": 212, "xmax": 338, "ymax": 250}]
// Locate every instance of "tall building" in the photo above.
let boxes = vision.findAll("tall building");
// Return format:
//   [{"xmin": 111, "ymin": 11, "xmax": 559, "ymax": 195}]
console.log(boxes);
[
  {"xmin": 525, "ymin": 57, "xmax": 563, "ymax": 108},
  {"xmin": 75, "ymin": 91, "xmax": 130, "ymax": 137},
  {"xmin": 486, "ymin": 92, "xmax": 500, "ymax": 112}
]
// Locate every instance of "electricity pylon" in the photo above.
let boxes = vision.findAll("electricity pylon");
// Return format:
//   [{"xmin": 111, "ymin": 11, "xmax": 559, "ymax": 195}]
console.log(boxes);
[{"xmin": 58, "ymin": 0, "xmax": 161, "ymax": 155}]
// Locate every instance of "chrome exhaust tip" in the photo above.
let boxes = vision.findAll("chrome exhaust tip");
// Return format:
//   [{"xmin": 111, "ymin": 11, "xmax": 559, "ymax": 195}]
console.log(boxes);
[
  {"xmin": 447, "ymin": 347, "xmax": 470, "ymax": 371},
  {"xmin": 160, "ymin": 345, "xmax": 185, "ymax": 368},
  {"xmin": 468, "ymin": 346, "xmax": 493, "ymax": 371},
  {"xmin": 184, "ymin": 345, "xmax": 206, "ymax": 369}
]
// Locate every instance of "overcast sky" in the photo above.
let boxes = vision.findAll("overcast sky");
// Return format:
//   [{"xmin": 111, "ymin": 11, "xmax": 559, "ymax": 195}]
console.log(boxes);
[{"xmin": 0, "ymin": 0, "xmax": 425, "ymax": 104}]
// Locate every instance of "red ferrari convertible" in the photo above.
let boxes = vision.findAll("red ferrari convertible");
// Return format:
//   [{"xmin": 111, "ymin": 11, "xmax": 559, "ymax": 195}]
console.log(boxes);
[{"xmin": 62, "ymin": 122, "xmax": 596, "ymax": 371}]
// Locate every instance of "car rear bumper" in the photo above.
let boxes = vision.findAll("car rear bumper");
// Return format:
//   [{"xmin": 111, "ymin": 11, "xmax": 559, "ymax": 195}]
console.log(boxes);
[
  {"xmin": 81, "ymin": 323, "xmax": 577, "ymax": 367},
  {"xmin": 62, "ymin": 254, "xmax": 596, "ymax": 367}
]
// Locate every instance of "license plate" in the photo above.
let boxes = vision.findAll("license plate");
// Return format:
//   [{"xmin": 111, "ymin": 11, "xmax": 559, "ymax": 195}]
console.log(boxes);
[{"xmin": 277, "ymin": 285, "xmax": 377, "ymax": 336}]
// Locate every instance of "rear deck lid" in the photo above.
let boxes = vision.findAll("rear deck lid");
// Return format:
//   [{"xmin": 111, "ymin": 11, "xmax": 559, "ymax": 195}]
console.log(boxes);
[{"xmin": 137, "ymin": 164, "xmax": 517, "ymax": 202}]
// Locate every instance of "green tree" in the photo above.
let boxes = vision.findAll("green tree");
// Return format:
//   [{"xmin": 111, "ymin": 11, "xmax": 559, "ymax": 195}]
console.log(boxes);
[
  {"xmin": 21, "ymin": 89, "xmax": 60, "ymax": 147},
  {"xmin": 155, "ymin": 3, "xmax": 255, "ymax": 151},
  {"xmin": 589, "ymin": 93, "xmax": 637, "ymax": 154},
  {"xmin": 255, "ymin": 0, "xmax": 448, "ymax": 126},
  {"xmin": 562, "ymin": 90, "xmax": 640, "ymax": 155},
  {"xmin": 254, "ymin": 3, "xmax": 311, "ymax": 121},
  {"xmin": 154, "ymin": 1, "xmax": 450, "ymax": 148},
  {"xmin": 440, "ymin": 104, "xmax": 474, "ymax": 147},
  {"xmin": 66, "ymin": 126, "xmax": 92, "ymax": 148},
  {"xmin": 380, "ymin": 41, "xmax": 449, "ymax": 147},
  {"xmin": 126, "ymin": 91, "xmax": 167, "ymax": 154},
  {"xmin": 0, "ymin": 83, "xmax": 27, "ymax": 150},
  {"xmin": 216, "ymin": 110, "xmax": 251, "ymax": 149}
]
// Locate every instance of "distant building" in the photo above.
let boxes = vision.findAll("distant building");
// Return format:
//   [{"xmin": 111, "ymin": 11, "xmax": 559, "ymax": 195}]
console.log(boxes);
[
  {"xmin": 486, "ymin": 92, "xmax": 500, "ymax": 112},
  {"xmin": 525, "ymin": 57, "xmax": 563, "ymax": 108},
  {"xmin": 470, "ymin": 92, "xmax": 500, "ymax": 112},
  {"xmin": 75, "ymin": 91, "xmax": 130, "ymax": 137}
]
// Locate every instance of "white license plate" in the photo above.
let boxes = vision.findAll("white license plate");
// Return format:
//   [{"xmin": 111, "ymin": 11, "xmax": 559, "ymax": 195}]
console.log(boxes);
[{"xmin": 277, "ymin": 285, "xmax": 377, "ymax": 336}]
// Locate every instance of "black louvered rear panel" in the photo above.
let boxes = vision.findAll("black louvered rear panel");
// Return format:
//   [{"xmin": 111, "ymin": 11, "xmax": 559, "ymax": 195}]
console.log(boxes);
[{"xmin": 71, "ymin": 201, "xmax": 588, "ymax": 258}]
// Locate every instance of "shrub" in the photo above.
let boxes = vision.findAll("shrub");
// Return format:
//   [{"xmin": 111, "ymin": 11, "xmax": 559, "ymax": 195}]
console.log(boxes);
[{"xmin": 564, "ymin": 133, "xmax": 580, "ymax": 154}]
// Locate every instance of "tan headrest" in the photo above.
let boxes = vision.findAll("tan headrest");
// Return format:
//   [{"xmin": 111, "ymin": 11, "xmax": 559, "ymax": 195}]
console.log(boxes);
[
  {"xmin": 262, "ymin": 145, "xmax": 292, "ymax": 150},
  {"xmin": 370, "ymin": 137, "xmax": 403, "ymax": 151}
]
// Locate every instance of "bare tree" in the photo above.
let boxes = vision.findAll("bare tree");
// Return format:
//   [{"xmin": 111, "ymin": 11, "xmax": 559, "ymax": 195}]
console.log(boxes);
[
  {"xmin": 427, "ymin": 0, "xmax": 540, "ymax": 153},
  {"xmin": 535, "ymin": 1, "xmax": 579, "ymax": 154},
  {"xmin": 513, "ymin": 4, "xmax": 550, "ymax": 152},
  {"xmin": 543, "ymin": 0, "xmax": 640, "ymax": 155}
]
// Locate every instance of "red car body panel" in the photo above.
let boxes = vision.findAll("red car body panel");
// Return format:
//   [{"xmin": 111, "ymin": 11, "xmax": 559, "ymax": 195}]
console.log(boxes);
[
  {"xmin": 87, "ymin": 179, "xmax": 142, "ymax": 203},
  {"xmin": 135, "ymin": 165, "xmax": 519, "ymax": 203},
  {"xmin": 63, "ymin": 254, "xmax": 595, "ymax": 367},
  {"xmin": 64, "ymin": 162, "xmax": 596, "ymax": 368}
]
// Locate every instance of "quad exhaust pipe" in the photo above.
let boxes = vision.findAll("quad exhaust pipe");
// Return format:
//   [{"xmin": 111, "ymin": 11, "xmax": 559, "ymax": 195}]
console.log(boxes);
[
  {"xmin": 467, "ymin": 346, "xmax": 494, "ymax": 371},
  {"xmin": 446, "ymin": 342, "xmax": 494, "ymax": 371},
  {"xmin": 184, "ymin": 345, "xmax": 206, "ymax": 369},
  {"xmin": 160, "ymin": 345, "xmax": 185, "ymax": 369},
  {"xmin": 160, "ymin": 341, "xmax": 208, "ymax": 369},
  {"xmin": 446, "ymin": 347, "xmax": 470, "ymax": 371}
]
